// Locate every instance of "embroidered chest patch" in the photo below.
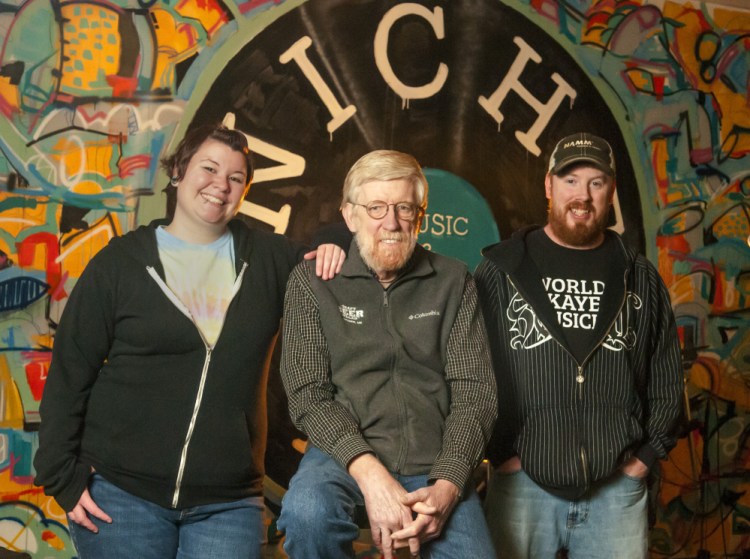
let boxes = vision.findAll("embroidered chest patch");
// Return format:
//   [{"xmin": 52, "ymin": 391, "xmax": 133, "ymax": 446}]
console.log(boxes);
[{"xmin": 339, "ymin": 304, "xmax": 364, "ymax": 324}]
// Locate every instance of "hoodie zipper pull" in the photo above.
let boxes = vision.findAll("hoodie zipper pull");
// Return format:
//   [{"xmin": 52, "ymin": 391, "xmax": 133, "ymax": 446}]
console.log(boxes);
[{"xmin": 576, "ymin": 366, "xmax": 585, "ymax": 400}]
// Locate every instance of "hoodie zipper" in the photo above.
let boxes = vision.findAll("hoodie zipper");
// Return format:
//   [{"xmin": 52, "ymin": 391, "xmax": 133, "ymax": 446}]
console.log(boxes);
[
  {"xmin": 571, "ymin": 273, "xmax": 627, "ymax": 490},
  {"xmin": 146, "ymin": 262, "xmax": 248, "ymax": 508}
]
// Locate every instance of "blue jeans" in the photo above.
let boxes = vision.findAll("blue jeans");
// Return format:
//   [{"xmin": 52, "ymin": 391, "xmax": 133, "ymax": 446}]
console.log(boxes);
[
  {"xmin": 69, "ymin": 474, "xmax": 264, "ymax": 559},
  {"xmin": 277, "ymin": 446, "xmax": 495, "ymax": 559},
  {"xmin": 484, "ymin": 468, "xmax": 648, "ymax": 559}
]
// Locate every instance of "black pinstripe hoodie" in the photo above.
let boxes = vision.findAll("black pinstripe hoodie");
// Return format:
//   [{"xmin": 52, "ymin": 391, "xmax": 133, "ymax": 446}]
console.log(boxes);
[{"xmin": 475, "ymin": 227, "xmax": 683, "ymax": 499}]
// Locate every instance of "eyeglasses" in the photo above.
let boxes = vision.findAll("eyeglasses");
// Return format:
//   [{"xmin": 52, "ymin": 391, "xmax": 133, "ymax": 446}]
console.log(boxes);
[{"xmin": 350, "ymin": 201, "xmax": 424, "ymax": 221}]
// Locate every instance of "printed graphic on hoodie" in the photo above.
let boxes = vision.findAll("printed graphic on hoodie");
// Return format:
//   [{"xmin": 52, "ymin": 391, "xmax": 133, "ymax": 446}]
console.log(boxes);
[
  {"xmin": 543, "ymin": 277, "xmax": 605, "ymax": 332},
  {"xmin": 507, "ymin": 287, "xmax": 641, "ymax": 352}
]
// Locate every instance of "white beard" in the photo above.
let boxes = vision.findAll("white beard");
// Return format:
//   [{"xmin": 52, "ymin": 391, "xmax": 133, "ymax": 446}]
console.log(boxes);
[{"xmin": 356, "ymin": 230, "xmax": 417, "ymax": 275}]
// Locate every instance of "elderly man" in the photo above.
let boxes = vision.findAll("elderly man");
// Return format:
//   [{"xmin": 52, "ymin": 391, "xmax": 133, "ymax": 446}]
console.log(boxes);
[
  {"xmin": 476, "ymin": 133, "xmax": 683, "ymax": 558},
  {"xmin": 278, "ymin": 150, "xmax": 497, "ymax": 559}
]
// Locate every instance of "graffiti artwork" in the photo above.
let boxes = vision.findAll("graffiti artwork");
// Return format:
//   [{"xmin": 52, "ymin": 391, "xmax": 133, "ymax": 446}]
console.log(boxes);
[{"xmin": 0, "ymin": 0, "xmax": 749, "ymax": 556}]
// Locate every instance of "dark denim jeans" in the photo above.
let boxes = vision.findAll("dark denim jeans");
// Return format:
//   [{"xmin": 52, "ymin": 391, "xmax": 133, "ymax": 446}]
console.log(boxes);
[{"xmin": 277, "ymin": 446, "xmax": 495, "ymax": 559}]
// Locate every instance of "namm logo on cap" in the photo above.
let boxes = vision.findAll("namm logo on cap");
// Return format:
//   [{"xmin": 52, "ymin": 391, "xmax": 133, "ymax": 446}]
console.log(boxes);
[
  {"xmin": 563, "ymin": 139, "xmax": 594, "ymax": 149},
  {"xmin": 548, "ymin": 132, "xmax": 616, "ymax": 177}
]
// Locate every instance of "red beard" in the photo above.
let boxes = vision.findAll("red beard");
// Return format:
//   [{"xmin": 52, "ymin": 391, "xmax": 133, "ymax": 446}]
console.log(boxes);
[{"xmin": 547, "ymin": 201, "xmax": 608, "ymax": 248}]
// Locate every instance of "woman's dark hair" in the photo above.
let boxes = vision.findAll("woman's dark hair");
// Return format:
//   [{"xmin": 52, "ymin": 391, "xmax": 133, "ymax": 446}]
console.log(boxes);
[{"xmin": 160, "ymin": 124, "xmax": 254, "ymax": 185}]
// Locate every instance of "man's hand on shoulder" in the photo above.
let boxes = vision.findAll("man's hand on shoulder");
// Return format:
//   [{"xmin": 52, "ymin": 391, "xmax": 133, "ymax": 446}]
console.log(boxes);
[
  {"xmin": 391, "ymin": 479, "xmax": 460, "ymax": 553},
  {"xmin": 348, "ymin": 454, "xmax": 415, "ymax": 559}
]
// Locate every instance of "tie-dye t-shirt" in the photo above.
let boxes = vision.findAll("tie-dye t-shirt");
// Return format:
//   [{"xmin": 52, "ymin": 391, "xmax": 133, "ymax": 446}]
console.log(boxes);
[{"xmin": 156, "ymin": 226, "xmax": 236, "ymax": 347}]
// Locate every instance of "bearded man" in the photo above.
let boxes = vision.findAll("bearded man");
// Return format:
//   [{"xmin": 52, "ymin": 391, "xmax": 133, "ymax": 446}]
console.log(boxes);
[
  {"xmin": 278, "ymin": 150, "xmax": 497, "ymax": 559},
  {"xmin": 475, "ymin": 133, "xmax": 684, "ymax": 559}
]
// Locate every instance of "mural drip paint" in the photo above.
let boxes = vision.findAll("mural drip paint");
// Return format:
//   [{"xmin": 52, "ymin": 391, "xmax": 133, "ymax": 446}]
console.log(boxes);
[{"xmin": 0, "ymin": 0, "xmax": 748, "ymax": 556}]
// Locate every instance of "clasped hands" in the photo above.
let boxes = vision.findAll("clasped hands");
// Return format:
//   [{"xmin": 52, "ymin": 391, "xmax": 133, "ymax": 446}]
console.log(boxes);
[{"xmin": 349, "ymin": 454, "xmax": 460, "ymax": 559}]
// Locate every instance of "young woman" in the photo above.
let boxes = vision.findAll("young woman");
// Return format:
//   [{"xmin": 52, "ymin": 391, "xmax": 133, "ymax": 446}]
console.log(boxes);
[{"xmin": 34, "ymin": 124, "xmax": 345, "ymax": 558}]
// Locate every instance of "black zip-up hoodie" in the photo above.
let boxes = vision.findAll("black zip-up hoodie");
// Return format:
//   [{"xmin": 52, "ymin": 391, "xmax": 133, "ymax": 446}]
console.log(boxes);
[
  {"xmin": 475, "ymin": 227, "xmax": 683, "ymax": 499},
  {"xmin": 34, "ymin": 219, "xmax": 308, "ymax": 511}
]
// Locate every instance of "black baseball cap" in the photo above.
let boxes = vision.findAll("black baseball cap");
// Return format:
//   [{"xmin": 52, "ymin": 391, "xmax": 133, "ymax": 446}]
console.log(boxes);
[{"xmin": 547, "ymin": 133, "xmax": 616, "ymax": 177}]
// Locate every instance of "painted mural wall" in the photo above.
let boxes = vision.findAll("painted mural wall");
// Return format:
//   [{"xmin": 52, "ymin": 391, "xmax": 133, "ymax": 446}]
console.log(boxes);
[{"xmin": 0, "ymin": 0, "xmax": 748, "ymax": 557}]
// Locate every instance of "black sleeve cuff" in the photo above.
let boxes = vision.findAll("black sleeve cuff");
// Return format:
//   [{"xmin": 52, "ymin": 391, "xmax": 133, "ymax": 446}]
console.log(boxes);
[
  {"xmin": 634, "ymin": 444, "xmax": 659, "ymax": 470},
  {"xmin": 311, "ymin": 222, "xmax": 352, "ymax": 252}
]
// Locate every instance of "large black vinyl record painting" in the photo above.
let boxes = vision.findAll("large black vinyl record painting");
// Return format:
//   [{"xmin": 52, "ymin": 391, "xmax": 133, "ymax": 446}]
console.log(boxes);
[{"xmin": 192, "ymin": 0, "xmax": 643, "ymax": 499}]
